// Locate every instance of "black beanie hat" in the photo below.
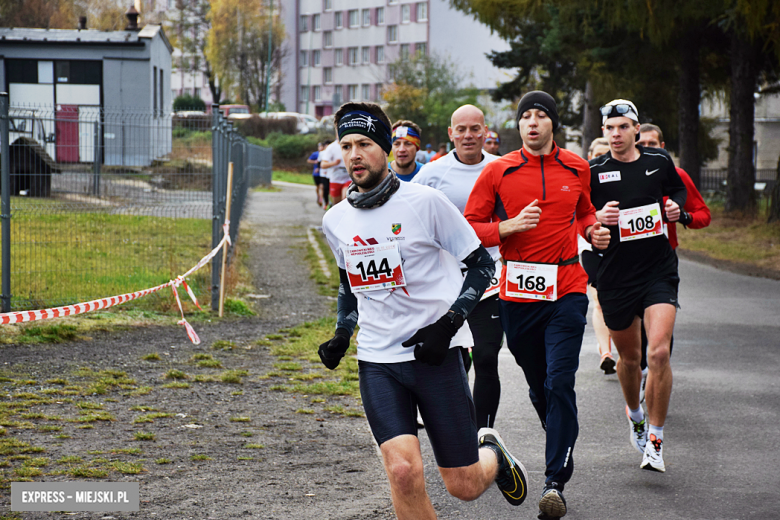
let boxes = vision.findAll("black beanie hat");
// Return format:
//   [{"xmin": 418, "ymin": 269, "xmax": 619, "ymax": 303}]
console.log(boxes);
[{"xmin": 516, "ymin": 91, "xmax": 559, "ymax": 131}]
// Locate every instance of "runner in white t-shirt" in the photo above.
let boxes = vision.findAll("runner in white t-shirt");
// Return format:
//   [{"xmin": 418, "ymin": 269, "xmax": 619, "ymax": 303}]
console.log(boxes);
[
  {"xmin": 319, "ymin": 139, "xmax": 351, "ymax": 206},
  {"xmin": 319, "ymin": 101, "xmax": 529, "ymax": 516},
  {"xmin": 412, "ymin": 104, "xmax": 505, "ymax": 430}
]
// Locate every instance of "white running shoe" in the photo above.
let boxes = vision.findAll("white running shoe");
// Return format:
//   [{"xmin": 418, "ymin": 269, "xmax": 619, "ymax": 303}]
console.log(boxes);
[
  {"xmin": 625, "ymin": 405, "xmax": 647, "ymax": 454},
  {"xmin": 640, "ymin": 433, "xmax": 665, "ymax": 472},
  {"xmin": 639, "ymin": 368, "xmax": 648, "ymax": 404}
]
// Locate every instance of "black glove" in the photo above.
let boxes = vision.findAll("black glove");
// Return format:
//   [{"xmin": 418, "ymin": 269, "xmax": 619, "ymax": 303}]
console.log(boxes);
[
  {"xmin": 401, "ymin": 314, "xmax": 461, "ymax": 366},
  {"xmin": 678, "ymin": 211, "xmax": 693, "ymax": 226},
  {"xmin": 318, "ymin": 328, "xmax": 351, "ymax": 370}
]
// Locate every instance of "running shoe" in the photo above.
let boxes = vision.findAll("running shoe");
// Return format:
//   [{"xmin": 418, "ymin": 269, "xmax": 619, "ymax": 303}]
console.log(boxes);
[
  {"xmin": 538, "ymin": 482, "xmax": 567, "ymax": 519},
  {"xmin": 626, "ymin": 405, "xmax": 647, "ymax": 454},
  {"xmin": 478, "ymin": 427, "xmax": 528, "ymax": 506},
  {"xmin": 599, "ymin": 351, "xmax": 616, "ymax": 375},
  {"xmin": 639, "ymin": 368, "xmax": 648, "ymax": 403},
  {"xmin": 640, "ymin": 433, "xmax": 665, "ymax": 472}
]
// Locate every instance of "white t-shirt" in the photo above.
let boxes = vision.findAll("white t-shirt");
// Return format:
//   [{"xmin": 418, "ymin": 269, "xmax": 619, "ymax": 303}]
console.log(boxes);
[
  {"xmin": 322, "ymin": 181, "xmax": 481, "ymax": 363},
  {"xmin": 320, "ymin": 140, "xmax": 350, "ymax": 184},
  {"xmin": 413, "ymin": 150, "xmax": 501, "ymax": 262}
]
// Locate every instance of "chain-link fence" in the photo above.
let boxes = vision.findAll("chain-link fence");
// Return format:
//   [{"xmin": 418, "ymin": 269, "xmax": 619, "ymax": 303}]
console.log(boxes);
[{"xmin": 0, "ymin": 95, "xmax": 271, "ymax": 312}]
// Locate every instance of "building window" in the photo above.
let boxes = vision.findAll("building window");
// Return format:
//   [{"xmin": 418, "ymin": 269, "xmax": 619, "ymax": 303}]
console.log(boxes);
[
  {"xmin": 313, "ymin": 86, "xmax": 321, "ymax": 101},
  {"xmin": 323, "ymin": 30, "xmax": 333, "ymax": 48},
  {"xmin": 376, "ymin": 46, "xmax": 385, "ymax": 63},
  {"xmin": 194, "ymin": 87, "xmax": 200, "ymax": 98},
  {"xmin": 376, "ymin": 7, "xmax": 385, "ymax": 24},
  {"xmin": 362, "ymin": 84, "xmax": 370, "ymax": 101},
  {"xmin": 300, "ymin": 15, "xmax": 308, "ymax": 32},
  {"xmin": 348, "ymin": 9, "xmax": 359, "ymax": 28},
  {"xmin": 388, "ymin": 25, "xmax": 398, "ymax": 43},
  {"xmin": 362, "ymin": 47, "xmax": 371, "ymax": 64},
  {"xmin": 324, "ymin": 0, "xmax": 332, "ymax": 11},
  {"xmin": 334, "ymin": 85, "xmax": 342, "ymax": 103},
  {"xmin": 400, "ymin": 44, "xmax": 410, "ymax": 59},
  {"xmin": 362, "ymin": 9, "xmax": 371, "ymax": 26},
  {"xmin": 335, "ymin": 48, "xmax": 343, "ymax": 66},
  {"xmin": 388, "ymin": 0, "xmax": 398, "ymax": 5},
  {"xmin": 376, "ymin": 83, "xmax": 384, "ymax": 101},
  {"xmin": 335, "ymin": 11, "xmax": 343, "ymax": 29},
  {"xmin": 348, "ymin": 47, "xmax": 359, "ymax": 66},
  {"xmin": 324, "ymin": 67, "xmax": 333, "ymax": 84},
  {"xmin": 313, "ymin": 50, "xmax": 321, "ymax": 66},
  {"xmin": 348, "ymin": 84, "xmax": 358, "ymax": 101},
  {"xmin": 301, "ymin": 86, "xmax": 309, "ymax": 103},
  {"xmin": 401, "ymin": 4, "xmax": 410, "ymax": 23},
  {"xmin": 416, "ymin": 2, "xmax": 428, "ymax": 21},
  {"xmin": 313, "ymin": 13, "xmax": 321, "ymax": 31},
  {"xmin": 300, "ymin": 51, "xmax": 308, "ymax": 67},
  {"xmin": 416, "ymin": 42, "xmax": 427, "ymax": 56}
]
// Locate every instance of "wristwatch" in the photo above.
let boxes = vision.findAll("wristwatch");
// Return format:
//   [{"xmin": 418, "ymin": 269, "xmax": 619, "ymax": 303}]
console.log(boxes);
[{"xmin": 446, "ymin": 310, "xmax": 465, "ymax": 329}]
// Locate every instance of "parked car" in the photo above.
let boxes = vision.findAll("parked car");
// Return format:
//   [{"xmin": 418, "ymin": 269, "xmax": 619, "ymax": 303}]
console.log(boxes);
[
  {"xmin": 259, "ymin": 111, "xmax": 319, "ymax": 134},
  {"xmin": 220, "ymin": 104, "xmax": 252, "ymax": 120}
]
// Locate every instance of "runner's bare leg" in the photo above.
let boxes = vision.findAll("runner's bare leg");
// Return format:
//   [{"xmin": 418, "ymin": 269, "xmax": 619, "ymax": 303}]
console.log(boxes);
[
  {"xmin": 380, "ymin": 435, "xmax": 437, "ymax": 520},
  {"xmin": 609, "ymin": 316, "xmax": 643, "ymax": 410},
  {"xmin": 642, "ymin": 303, "xmax": 676, "ymax": 426}
]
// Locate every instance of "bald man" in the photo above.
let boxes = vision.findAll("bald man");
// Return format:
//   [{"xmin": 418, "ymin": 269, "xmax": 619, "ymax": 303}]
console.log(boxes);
[{"xmin": 414, "ymin": 105, "xmax": 505, "ymax": 432}]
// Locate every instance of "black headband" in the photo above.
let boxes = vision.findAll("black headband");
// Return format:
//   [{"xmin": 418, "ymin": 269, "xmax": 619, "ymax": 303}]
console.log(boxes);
[{"xmin": 337, "ymin": 111, "xmax": 392, "ymax": 154}]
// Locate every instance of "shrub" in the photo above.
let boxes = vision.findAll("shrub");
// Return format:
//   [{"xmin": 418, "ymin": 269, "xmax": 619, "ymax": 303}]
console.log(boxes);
[
  {"xmin": 236, "ymin": 115, "xmax": 297, "ymax": 139},
  {"xmin": 173, "ymin": 94, "xmax": 206, "ymax": 112},
  {"xmin": 265, "ymin": 133, "xmax": 320, "ymax": 160}
]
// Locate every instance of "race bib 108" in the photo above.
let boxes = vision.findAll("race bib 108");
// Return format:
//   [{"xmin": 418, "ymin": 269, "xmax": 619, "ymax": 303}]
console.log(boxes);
[
  {"xmin": 618, "ymin": 202, "xmax": 663, "ymax": 242},
  {"xmin": 505, "ymin": 261, "xmax": 557, "ymax": 301},
  {"xmin": 344, "ymin": 242, "xmax": 406, "ymax": 293}
]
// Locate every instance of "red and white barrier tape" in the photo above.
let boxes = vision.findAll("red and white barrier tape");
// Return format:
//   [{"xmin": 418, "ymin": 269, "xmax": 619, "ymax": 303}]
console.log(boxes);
[{"xmin": 0, "ymin": 221, "xmax": 233, "ymax": 345}]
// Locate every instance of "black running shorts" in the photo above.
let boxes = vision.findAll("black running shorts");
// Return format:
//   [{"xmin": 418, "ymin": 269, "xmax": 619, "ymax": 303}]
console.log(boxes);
[
  {"xmin": 580, "ymin": 249, "xmax": 602, "ymax": 287},
  {"xmin": 598, "ymin": 274, "xmax": 680, "ymax": 331},
  {"xmin": 358, "ymin": 348, "xmax": 479, "ymax": 468}
]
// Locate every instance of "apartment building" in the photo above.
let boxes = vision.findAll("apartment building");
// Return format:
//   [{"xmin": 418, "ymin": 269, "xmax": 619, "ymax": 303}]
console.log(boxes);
[{"xmin": 280, "ymin": 0, "xmax": 511, "ymax": 118}]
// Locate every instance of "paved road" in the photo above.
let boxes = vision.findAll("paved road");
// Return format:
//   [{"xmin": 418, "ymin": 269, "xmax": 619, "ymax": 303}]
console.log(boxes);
[
  {"xmin": 262, "ymin": 182, "xmax": 780, "ymax": 519},
  {"xmin": 417, "ymin": 258, "xmax": 780, "ymax": 519}
]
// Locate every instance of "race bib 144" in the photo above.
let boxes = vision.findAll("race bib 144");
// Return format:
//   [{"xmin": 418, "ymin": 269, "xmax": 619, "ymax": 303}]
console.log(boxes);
[{"xmin": 344, "ymin": 242, "xmax": 406, "ymax": 293}]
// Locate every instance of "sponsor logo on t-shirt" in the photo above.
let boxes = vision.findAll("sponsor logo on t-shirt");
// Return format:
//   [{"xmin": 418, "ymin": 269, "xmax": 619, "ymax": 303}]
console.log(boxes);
[
  {"xmin": 598, "ymin": 171, "xmax": 621, "ymax": 183},
  {"xmin": 392, "ymin": 223, "xmax": 402, "ymax": 235}
]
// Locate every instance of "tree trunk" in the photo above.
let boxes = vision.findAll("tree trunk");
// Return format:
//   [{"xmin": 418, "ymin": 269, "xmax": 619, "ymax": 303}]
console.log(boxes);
[
  {"xmin": 768, "ymin": 155, "xmax": 780, "ymax": 223},
  {"xmin": 678, "ymin": 31, "xmax": 701, "ymax": 188},
  {"xmin": 580, "ymin": 79, "xmax": 601, "ymax": 159},
  {"xmin": 726, "ymin": 31, "xmax": 758, "ymax": 215}
]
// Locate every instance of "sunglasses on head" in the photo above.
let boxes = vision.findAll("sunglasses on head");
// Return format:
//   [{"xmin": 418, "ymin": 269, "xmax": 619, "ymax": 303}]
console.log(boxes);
[{"xmin": 600, "ymin": 103, "xmax": 637, "ymax": 119}]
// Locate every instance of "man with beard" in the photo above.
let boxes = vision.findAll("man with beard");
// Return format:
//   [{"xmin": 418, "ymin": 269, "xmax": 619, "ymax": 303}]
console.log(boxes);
[
  {"xmin": 465, "ymin": 91, "xmax": 609, "ymax": 519},
  {"xmin": 413, "ymin": 104, "xmax": 504, "ymax": 431},
  {"xmin": 319, "ymin": 101, "xmax": 529, "ymax": 519},
  {"xmin": 389, "ymin": 120, "xmax": 425, "ymax": 182}
]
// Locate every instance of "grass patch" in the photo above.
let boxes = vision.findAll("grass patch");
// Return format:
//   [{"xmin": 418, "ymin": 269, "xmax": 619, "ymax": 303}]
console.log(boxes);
[
  {"xmin": 45, "ymin": 378, "xmax": 68, "ymax": 385},
  {"xmin": 134, "ymin": 432, "xmax": 156, "ymax": 441},
  {"xmin": 133, "ymin": 412, "xmax": 173, "ymax": 424},
  {"xmin": 231, "ymin": 390, "xmax": 244, "ymax": 396},
  {"xmin": 72, "ymin": 411, "xmax": 114, "ymax": 423},
  {"xmin": 240, "ymin": 431, "xmax": 253, "ymax": 437},
  {"xmin": 237, "ymin": 456, "xmax": 254, "ymax": 460},
  {"xmin": 162, "ymin": 382, "xmax": 191, "ymax": 389},
  {"xmin": 196, "ymin": 359, "xmax": 223, "ymax": 368},
  {"xmin": 325, "ymin": 404, "xmax": 365, "ymax": 418},
  {"xmin": 156, "ymin": 458, "xmax": 172, "ymax": 464},
  {"xmin": 57, "ymin": 456, "xmax": 83, "ymax": 464},
  {"xmin": 229, "ymin": 417, "xmax": 251, "ymax": 423},
  {"xmin": 191, "ymin": 353, "xmax": 214, "ymax": 360},
  {"xmin": 305, "ymin": 229, "xmax": 340, "ymax": 297},
  {"xmin": 193, "ymin": 374, "xmax": 220, "ymax": 383},
  {"xmin": 14, "ymin": 466, "xmax": 42, "ymax": 478},
  {"xmin": 54, "ymin": 434, "xmax": 71, "ymax": 439},
  {"xmin": 311, "ymin": 397, "xmax": 326, "ymax": 403},
  {"xmin": 296, "ymin": 409, "xmax": 314, "ymax": 414},
  {"xmin": 22, "ymin": 457, "xmax": 49, "ymax": 467},
  {"xmin": 243, "ymin": 443, "xmax": 264, "ymax": 449},
  {"xmin": 75, "ymin": 401, "xmax": 104, "ymax": 410},
  {"xmin": 129, "ymin": 386, "xmax": 153, "ymax": 396},
  {"xmin": 223, "ymin": 298, "xmax": 256, "ymax": 317},
  {"xmin": 69, "ymin": 466, "xmax": 108, "ymax": 478},
  {"xmin": 273, "ymin": 170, "xmax": 315, "ymax": 185},
  {"xmin": 142, "ymin": 353, "xmax": 161, "ymax": 361},
  {"xmin": 129, "ymin": 405, "xmax": 158, "ymax": 412},
  {"xmin": 164, "ymin": 369, "xmax": 189, "ymax": 380},
  {"xmin": 111, "ymin": 447, "xmax": 142, "ymax": 455},
  {"xmin": 190, "ymin": 454, "xmax": 211, "ymax": 461},
  {"xmin": 38, "ymin": 425, "xmax": 62, "ymax": 432},
  {"xmin": 110, "ymin": 461, "xmax": 144, "ymax": 474},
  {"xmin": 274, "ymin": 362, "xmax": 302, "ymax": 371},
  {"xmin": 18, "ymin": 324, "xmax": 79, "ymax": 343},
  {"xmin": 220, "ymin": 370, "xmax": 248, "ymax": 384},
  {"xmin": 212, "ymin": 340, "xmax": 236, "ymax": 351}
]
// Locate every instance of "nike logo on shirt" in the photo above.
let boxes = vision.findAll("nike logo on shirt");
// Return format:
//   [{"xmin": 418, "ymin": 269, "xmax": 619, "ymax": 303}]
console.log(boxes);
[{"xmin": 645, "ymin": 168, "xmax": 659, "ymax": 176}]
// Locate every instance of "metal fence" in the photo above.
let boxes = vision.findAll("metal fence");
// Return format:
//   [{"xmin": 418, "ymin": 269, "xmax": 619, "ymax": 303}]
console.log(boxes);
[
  {"xmin": 700, "ymin": 168, "xmax": 777, "ymax": 194},
  {"xmin": 0, "ymin": 94, "xmax": 271, "ymax": 312}
]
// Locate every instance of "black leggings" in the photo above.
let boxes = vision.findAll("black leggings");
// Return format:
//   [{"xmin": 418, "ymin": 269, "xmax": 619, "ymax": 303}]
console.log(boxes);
[{"xmin": 467, "ymin": 295, "xmax": 504, "ymax": 429}]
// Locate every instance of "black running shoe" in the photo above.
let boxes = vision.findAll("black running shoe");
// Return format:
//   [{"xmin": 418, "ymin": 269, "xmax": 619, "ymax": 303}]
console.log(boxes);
[
  {"xmin": 478, "ymin": 427, "xmax": 529, "ymax": 506},
  {"xmin": 538, "ymin": 482, "xmax": 567, "ymax": 519}
]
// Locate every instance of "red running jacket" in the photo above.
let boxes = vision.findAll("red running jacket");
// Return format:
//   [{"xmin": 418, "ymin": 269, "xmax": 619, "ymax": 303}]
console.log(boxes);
[
  {"xmin": 665, "ymin": 167, "xmax": 711, "ymax": 250},
  {"xmin": 464, "ymin": 143, "xmax": 598, "ymax": 303}
]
